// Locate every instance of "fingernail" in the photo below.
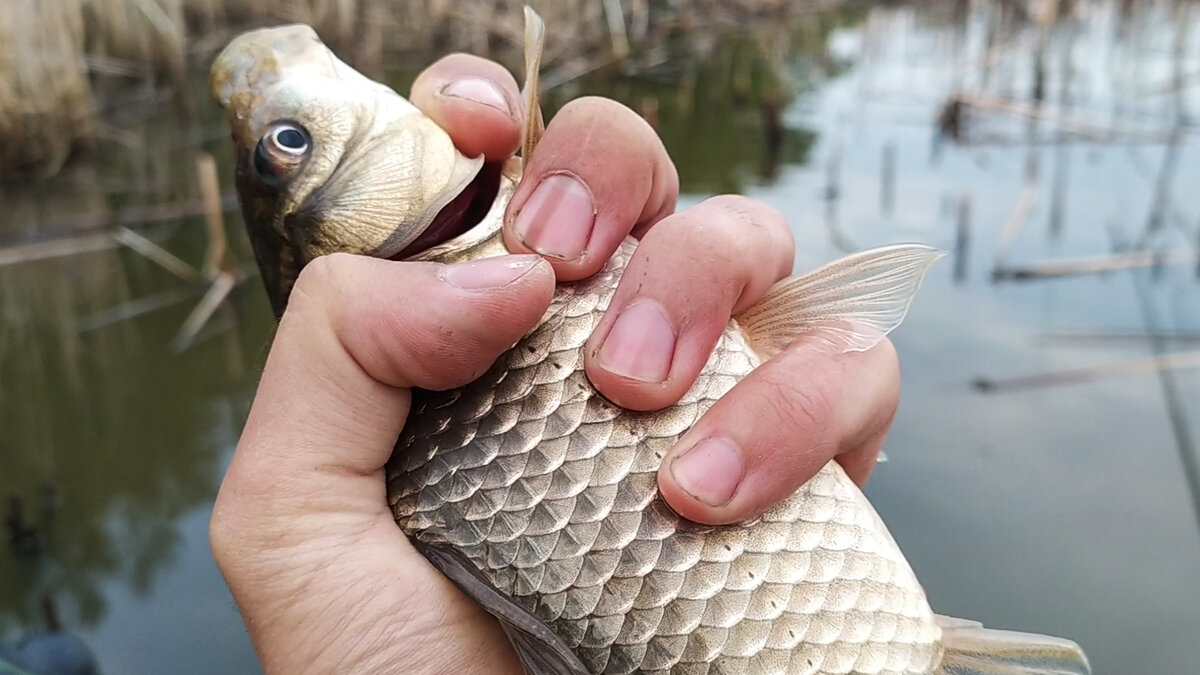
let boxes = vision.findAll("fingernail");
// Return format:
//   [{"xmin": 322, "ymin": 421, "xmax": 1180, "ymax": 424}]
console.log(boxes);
[
  {"xmin": 513, "ymin": 173, "xmax": 596, "ymax": 261},
  {"xmin": 440, "ymin": 77, "xmax": 513, "ymax": 116},
  {"xmin": 439, "ymin": 255, "xmax": 540, "ymax": 289},
  {"xmin": 670, "ymin": 438, "xmax": 744, "ymax": 507},
  {"xmin": 596, "ymin": 300, "xmax": 675, "ymax": 383}
]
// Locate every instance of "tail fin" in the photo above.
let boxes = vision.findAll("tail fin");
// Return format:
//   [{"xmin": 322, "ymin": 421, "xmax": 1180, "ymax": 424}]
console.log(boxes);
[
  {"xmin": 734, "ymin": 244, "xmax": 943, "ymax": 359},
  {"xmin": 933, "ymin": 615, "xmax": 1091, "ymax": 675}
]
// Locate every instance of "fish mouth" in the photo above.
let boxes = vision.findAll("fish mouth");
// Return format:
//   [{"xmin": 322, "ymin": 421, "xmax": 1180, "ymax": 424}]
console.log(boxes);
[{"xmin": 390, "ymin": 162, "xmax": 503, "ymax": 260}]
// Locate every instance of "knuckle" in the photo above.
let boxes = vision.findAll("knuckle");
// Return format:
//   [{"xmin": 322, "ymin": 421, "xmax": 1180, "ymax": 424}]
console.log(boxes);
[
  {"xmin": 697, "ymin": 195, "xmax": 795, "ymax": 287},
  {"xmin": 871, "ymin": 338, "xmax": 901, "ymax": 410},
  {"xmin": 552, "ymin": 97, "xmax": 661, "ymax": 152},
  {"xmin": 762, "ymin": 365, "xmax": 835, "ymax": 438},
  {"xmin": 208, "ymin": 507, "xmax": 235, "ymax": 567},
  {"xmin": 287, "ymin": 252, "xmax": 357, "ymax": 319},
  {"xmin": 642, "ymin": 207, "xmax": 751, "ymax": 272},
  {"xmin": 645, "ymin": 209, "xmax": 719, "ymax": 249},
  {"xmin": 292, "ymin": 252, "xmax": 352, "ymax": 297},
  {"xmin": 704, "ymin": 195, "xmax": 789, "ymax": 241}
]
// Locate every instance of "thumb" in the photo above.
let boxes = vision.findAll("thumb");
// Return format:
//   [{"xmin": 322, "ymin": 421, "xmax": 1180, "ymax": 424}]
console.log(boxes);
[
  {"xmin": 211, "ymin": 253, "xmax": 551, "ymax": 673},
  {"xmin": 230, "ymin": 252, "xmax": 554, "ymax": 493}
]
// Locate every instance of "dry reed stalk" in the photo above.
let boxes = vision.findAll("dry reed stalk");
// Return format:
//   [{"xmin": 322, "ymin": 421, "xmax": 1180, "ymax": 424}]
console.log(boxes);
[
  {"xmin": 83, "ymin": 0, "xmax": 188, "ymax": 84},
  {"xmin": 2, "ymin": 0, "xmax": 839, "ymax": 178},
  {"xmin": 992, "ymin": 248, "xmax": 1199, "ymax": 281},
  {"xmin": 195, "ymin": 152, "xmax": 232, "ymax": 279},
  {"xmin": 973, "ymin": 350, "xmax": 1200, "ymax": 393},
  {"xmin": 112, "ymin": 226, "xmax": 202, "ymax": 282},
  {"xmin": 0, "ymin": 0, "xmax": 94, "ymax": 178}
]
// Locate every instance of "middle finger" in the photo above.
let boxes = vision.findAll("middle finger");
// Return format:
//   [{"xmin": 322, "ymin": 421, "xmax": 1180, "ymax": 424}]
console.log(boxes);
[
  {"xmin": 504, "ymin": 96, "xmax": 679, "ymax": 281},
  {"xmin": 584, "ymin": 195, "xmax": 795, "ymax": 411}
]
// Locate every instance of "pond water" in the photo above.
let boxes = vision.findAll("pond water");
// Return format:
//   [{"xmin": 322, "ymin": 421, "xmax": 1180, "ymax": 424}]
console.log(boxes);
[{"xmin": 3, "ymin": 1, "xmax": 1199, "ymax": 673}]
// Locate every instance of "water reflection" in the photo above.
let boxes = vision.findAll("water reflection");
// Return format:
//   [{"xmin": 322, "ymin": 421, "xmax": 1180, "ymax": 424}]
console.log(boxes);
[
  {"xmin": 0, "ymin": 228, "xmax": 267, "ymax": 638},
  {"xmin": 780, "ymin": 3, "xmax": 1200, "ymax": 673},
  {"xmin": 2, "ymin": 1, "xmax": 1199, "ymax": 673}
]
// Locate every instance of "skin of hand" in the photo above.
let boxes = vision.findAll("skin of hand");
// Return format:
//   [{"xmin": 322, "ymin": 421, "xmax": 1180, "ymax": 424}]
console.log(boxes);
[{"xmin": 210, "ymin": 56, "xmax": 901, "ymax": 673}]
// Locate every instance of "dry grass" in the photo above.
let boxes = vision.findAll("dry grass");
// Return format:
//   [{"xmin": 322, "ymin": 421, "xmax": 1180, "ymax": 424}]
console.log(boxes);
[
  {"xmin": 0, "ymin": 1, "xmax": 94, "ymax": 178},
  {"xmin": 0, "ymin": 0, "xmax": 842, "ymax": 178}
]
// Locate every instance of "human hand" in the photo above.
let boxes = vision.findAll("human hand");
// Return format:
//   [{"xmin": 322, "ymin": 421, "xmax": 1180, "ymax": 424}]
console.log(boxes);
[
  {"xmin": 211, "ymin": 253, "xmax": 553, "ymax": 673},
  {"xmin": 210, "ymin": 57, "xmax": 903, "ymax": 675},
  {"xmin": 410, "ymin": 55, "xmax": 901, "ymax": 523}
]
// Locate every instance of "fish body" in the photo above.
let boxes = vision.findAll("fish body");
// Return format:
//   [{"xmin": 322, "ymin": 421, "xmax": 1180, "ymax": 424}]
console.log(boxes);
[
  {"xmin": 396, "ymin": 236, "xmax": 941, "ymax": 674},
  {"xmin": 211, "ymin": 13, "xmax": 1089, "ymax": 675}
]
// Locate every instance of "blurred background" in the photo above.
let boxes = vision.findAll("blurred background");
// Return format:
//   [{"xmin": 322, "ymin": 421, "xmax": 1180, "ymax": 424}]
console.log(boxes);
[{"xmin": 2, "ymin": 0, "xmax": 1199, "ymax": 673}]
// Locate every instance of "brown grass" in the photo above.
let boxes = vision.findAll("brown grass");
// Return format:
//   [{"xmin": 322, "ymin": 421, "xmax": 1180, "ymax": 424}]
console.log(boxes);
[
  {"xmin": 0, "ymin": 1, "xmax": 94, "ymax": 178},
  {"xmin": 0, "ymin": 0, "xmax": 842, "ymax": 178}
]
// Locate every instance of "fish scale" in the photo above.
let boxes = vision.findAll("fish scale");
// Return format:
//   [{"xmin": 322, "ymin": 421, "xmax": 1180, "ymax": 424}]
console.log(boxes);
[{"xmin": 388, "ymin": 239, "xmax": 941, "ymax": 674}]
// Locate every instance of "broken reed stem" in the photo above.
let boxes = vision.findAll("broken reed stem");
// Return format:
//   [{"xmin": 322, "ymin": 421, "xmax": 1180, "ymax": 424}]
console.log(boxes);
[
  {"xmin": 993, "ymin": 182, "xmax": 1037, "ymax": 262},
  {"xmin": 1040, "ymin": 330, "xmax": 1200, "ymax": 346},
  {"xmin": 5, "ymin": 0, "xmax": 838, "ymax": 177},
  {"xmin": 992, "ymin": 248, "xmax": 1198, "ymax": 281},
  {"xmin": 113, "ymin": 226, "xmax": 202, "ymax": 282},
  {"xmin": 173, "ymin": 269, "xmax": 237, "ymax": 351},
  {"xmin": 76, "ymin": 285, "xmax": 200, "ymax": 333},
  {"xmin": 973, "ymin": 350, "xmax": 1200, "ymax": 393},
  {"xmin": 0, "ymin": 233, "xmax": 118, "ymax": 268},
  {"xmin": 603, "ymin": 0, "xmax": 631, "ymax": 60},
  {"xmin": 953, "ymin": 194, "xmax": 971, "ymax": 283},
  {"xmin": 951, "ymin": 91, "xmax": 1171, "ymax": 143},
  {"xmin": 880, "ymin": 142, "xmax": 895, "ymax": 217},
  {"xmin": 4, "ymin": 194, "xmax": 239, "ymax": 246},
  {"xmin": 195, "ymin": 152, "xmax": 232, "ymax": 279}
]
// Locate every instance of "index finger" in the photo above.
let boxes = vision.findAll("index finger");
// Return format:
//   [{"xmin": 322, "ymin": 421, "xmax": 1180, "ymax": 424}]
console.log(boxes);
[{"xmin": 410, "ymin": 53, "xmax": 524, "ymax": 161}]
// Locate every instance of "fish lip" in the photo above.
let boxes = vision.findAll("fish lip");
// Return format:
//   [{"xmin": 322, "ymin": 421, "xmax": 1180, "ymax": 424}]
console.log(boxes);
[{"xmin": 388, "ymin": 162, "xmax": 504, "ymax": 261}]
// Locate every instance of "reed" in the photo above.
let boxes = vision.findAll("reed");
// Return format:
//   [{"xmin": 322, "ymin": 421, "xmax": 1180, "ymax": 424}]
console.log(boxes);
[
  {"xmin": 0, "ymin": 0, "xmax": 843, "ymax": 178},
  {"xmin": 0, "ymin": 1, "xmax": 94, "ymax": 178}
]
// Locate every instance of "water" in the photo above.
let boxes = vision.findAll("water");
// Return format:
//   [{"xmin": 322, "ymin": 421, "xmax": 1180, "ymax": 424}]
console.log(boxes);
[{"xmin": 3, "ymin": 2, "xmax": 1200, "ymax": 673}]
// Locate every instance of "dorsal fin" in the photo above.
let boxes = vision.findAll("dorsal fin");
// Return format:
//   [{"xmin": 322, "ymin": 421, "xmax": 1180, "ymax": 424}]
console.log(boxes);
[{"xmin": 521, "ymin": 6, "xmax": 546, "ymax": 161}]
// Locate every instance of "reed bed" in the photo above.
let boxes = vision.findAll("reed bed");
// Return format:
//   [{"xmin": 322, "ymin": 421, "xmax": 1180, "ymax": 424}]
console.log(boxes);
[
  {"xmin": 0, "ymin": 0, "xmax": 841, "ymax": 179},
  {"xmin": 0, "ymin": 1, "xmax": 94, "ymax": 178}
]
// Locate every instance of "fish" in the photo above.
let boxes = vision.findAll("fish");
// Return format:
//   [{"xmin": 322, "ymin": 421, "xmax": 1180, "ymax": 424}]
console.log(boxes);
[{"xmin": 210, "ymin": 9, "xmax": 1090, "ymax": 675}]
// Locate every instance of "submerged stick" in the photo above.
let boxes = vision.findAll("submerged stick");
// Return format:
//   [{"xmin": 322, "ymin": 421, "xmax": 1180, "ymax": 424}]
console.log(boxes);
[
  {"xmin": 4, "ymin": 194, "xmax": 239, "ymax": 249},
  {"xmin": 173, "ymin": 270, "xmax": 237, "ymax": 352},
  {"xmin": 953, "ymin": 195, "xmax": 971, "ymax": 283},
  {"xmin": 601, "ymin": 0, "xmax": 629, "ymax": 60},
  {"xmin": 196, "ymin": 152, "xmax": 233, "ymax": 279},
  {"xmin": 1040, "ymin": 330, "xmax": 1200, "ymax": 346},
  {"xmin": 113, "ymin": 227, "xmax": 201, "ymax": 283},
  {"xmin": 881, "ymin": 142, "xmax": 895, "ymax": 217},
  {"xmin": 992, "ymin": 248, "xmax": 1197, "ymax": 281},
  {"xmin": 0, "ymin": 233, "xmax": 117, "ymax": 267},
  {"xmin": 973, "ymin": 351, "xmax": 1200, "ymax": 393},
  {"xmin": 994, "ymin": 183, "xmax": 1037, "ymax": 261},
  {"xmin": 951, "ymin": 92, "xmax": 1170, "ymax": 142},
  {"xmin": 76, "ymin": 286, "xmax": 200, "ymax": 334}
]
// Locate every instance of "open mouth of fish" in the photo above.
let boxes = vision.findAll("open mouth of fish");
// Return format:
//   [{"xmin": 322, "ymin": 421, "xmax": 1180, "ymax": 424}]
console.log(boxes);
[{"xmin": 388, "ymin": 161, "xmax": 505, "ymax": 261}]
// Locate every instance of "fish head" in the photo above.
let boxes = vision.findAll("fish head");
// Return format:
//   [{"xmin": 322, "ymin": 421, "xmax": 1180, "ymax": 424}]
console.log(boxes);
[{"xmin": 211, "ymin": 25, "xmax": 502, "ymax": 316}]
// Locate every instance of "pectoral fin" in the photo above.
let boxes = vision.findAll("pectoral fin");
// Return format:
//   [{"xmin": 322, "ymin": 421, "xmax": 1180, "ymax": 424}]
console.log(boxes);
[
  {"xmin": 414, "ymin": 541, "xmax": 589, "ymax": 675},
  {"xmin": 734, "ymin": 244, "xmax": 943, "ymax": 359},
  {"xmin": 521, "ymin": 6, "xmax": 546, "ymax": 160}
]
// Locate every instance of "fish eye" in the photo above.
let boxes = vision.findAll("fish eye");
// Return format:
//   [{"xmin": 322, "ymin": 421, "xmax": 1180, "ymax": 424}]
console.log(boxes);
[{"xmin": 253, "ymin": 122, "xmax": 312, "ymax": 186}]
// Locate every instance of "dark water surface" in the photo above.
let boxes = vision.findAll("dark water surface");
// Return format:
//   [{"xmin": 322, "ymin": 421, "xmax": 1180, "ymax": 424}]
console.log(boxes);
[{"xmin": 3, "ymin": 2, "xmax": 1199, "ymax": 673}]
